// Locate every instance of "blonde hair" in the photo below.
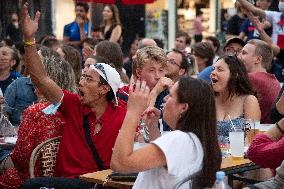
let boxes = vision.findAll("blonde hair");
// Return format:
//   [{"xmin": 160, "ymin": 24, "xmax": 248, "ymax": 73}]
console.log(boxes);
[
  {"xmin": 247, "ymin": 39, "xmax": 273, "ymax": 71},
  {"xmin": 40, "ymin": 47, "xmax": 77, "ymax": 93},
  {"xmin": 132, "ymin": 46, "xmax": 167, "ymax": 78}
]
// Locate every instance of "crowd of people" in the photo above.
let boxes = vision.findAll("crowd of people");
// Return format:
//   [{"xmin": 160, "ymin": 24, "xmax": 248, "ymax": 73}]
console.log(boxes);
[{"xmin": 0, "ymin": 0, "xmax": 283, "ymax": 189}]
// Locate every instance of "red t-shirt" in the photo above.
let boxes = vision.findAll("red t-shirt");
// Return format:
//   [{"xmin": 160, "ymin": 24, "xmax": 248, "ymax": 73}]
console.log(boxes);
[
  {"xmin": 54, "ymin": 90, "xmax": 126, "ymax": 178},
  {"xmin": 249, "ymin": 72, "xmax": 280, "ymax": 123}
]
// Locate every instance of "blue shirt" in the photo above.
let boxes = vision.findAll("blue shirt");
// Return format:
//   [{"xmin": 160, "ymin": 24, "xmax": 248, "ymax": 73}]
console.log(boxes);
[
  {"xmin": 198, "ymin": 66, "xmax": 214, "ymax": 83},
  {"xmin": 240, "ymin": 18, "xmax": 272, "ymax": 42},
  {"xmin": 63, "ymin": 21, "xmax": 89, "ymax": 41},
  {"xmin": 154, "ymin": 90, "xmax": 171, "ymax": 131},
  {"xmin": 4, "ymin": 77, "xmax": 37, "ymax": 126}
]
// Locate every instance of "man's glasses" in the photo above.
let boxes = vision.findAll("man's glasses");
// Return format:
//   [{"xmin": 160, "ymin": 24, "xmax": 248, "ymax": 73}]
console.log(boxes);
[
  {"xmin": 80, "ymin": 74, "xmax": 98, "ymax": 84},
  {"xmin": 167, "ymin": 59, "xmax": 181, "ymax": 68},
  {"xmin": 224, "ymin": 47, "xmax": 242, "ymax": 55}
]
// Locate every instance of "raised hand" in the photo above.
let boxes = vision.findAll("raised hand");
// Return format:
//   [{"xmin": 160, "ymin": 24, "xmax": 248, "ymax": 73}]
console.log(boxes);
[
  {"xmin": 82, "ymin": 46, "xmax": 94, "ymax": 60},
  {"xmin": 128, "ymin": 80, "xmax": 150, "ymax": 116},
  {"xmin": 20, "ymin": 2, "xmax": 40, "ymax": 40},
  {"xmin": 252, "ymin": 16, "xmax": 264, "ymax": 33}
]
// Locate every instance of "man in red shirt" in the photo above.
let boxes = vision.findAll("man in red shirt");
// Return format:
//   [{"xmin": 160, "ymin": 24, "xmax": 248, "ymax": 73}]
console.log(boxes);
[
  {"xmin": 20, "ymin": 3, "xmax": 126, "ymax": 189},
  {"xmin": 238, "ymin": 39, "xmax": 281, "ymax": 123}
]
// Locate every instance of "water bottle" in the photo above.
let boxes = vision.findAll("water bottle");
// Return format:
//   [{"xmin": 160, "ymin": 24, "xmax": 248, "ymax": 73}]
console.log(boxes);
[{"xmin": 212, "ymin": 171, "xmax": 229, "ymax": 189}]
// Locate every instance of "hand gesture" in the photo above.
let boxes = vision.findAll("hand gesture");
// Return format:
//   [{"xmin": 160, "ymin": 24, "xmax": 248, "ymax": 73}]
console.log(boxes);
[
  {"xmin": 76, "ymin": 17, "xmax": 85, "ymax": 27},
  {"xmin": 142, "ymin": 107, "xmax": 161, "ymax": 128},
  {"xmin": 252, "ymin": 16, "xmax": 264, "ymax": 33},
  {"xmin": 82, "ymin": 46, "xmax": 94, "ymax": 60},
  {"xmin": 152, "ymin": 77, "xmax": 174, "ymax": 95},
  {"xmin": 128, "ymin": 80, "xmax": 150, "ymax": 116},
  {"xmin": 20, "ymin": 2, "xmax": 40, "ymax": 40}
]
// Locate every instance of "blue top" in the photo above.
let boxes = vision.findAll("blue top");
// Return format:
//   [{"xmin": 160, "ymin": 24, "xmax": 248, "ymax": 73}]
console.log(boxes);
[
  {"xmin": 63, "ymin": 21, "xmax": 89, "ymax": 41},
  {"xmin": 4, "ymin": 77, "xmax": 37, "ymax": 126},
  {"xmin": 198, "ymin": 66, "xmax": 214, "ymax": 83},
  {"xmin": 240, "ymin": 18, "xmax": 272, "ymax": 42},
  {"xmin": 154, "ymin": 90, "xmax": 171, "ymax": 131},
  {"xmin": 217, "ymin": 116, "xmax": 244, "ymax": 138}
]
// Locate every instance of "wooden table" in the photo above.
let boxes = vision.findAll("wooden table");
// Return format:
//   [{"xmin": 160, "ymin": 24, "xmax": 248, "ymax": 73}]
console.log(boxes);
[
  {"xmin": 221, "ymin": 156, "xmax": 259, "ymax": 186},
  {"xmin": 80, "ymin": 169, "xmax": 134, "ymax": 189},
  {"xmin": 80, "ymin": 157, "xmax": 259, "ymax": 189}
]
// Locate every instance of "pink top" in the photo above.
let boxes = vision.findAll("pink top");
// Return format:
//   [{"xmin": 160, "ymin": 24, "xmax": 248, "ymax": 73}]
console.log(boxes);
[
  {"xmin": 194, "ymin": 16, "xmax": 203, "ymax": 35},
  {"xmin": 247, "ymin": 133, "xmax": 284, "ymax": 170}
]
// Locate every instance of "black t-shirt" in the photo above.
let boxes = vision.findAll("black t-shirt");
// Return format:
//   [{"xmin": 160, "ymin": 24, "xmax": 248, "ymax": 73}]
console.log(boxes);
[
  {"xmin": 6, "ymin": 23, "xmax": 22, "ymax": 44},
  {"xmin": 0, "ymin": 74, "xmax": 16, "ymax": 94},
  {"xmin": 277, "ymin": 48, "xmax": 284, "ymax": 64},
  {"xmin": 227, "ymin": 15, "xmax": 246, "ymax": 35}
]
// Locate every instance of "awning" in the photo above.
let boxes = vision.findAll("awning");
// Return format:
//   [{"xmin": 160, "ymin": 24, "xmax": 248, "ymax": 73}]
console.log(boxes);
[{"xmin": 75, "ymin": 0, "xmax": 154, "ymax": 4}]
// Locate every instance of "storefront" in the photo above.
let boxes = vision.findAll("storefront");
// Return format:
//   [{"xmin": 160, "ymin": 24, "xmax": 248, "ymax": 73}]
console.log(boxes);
[
  {"xmin": 145, "ymin": 0, "xmax": 236, "ymax": 48},
  {"xmin": 52, "ymin": 0, "xmax": 237, "ymax": 49}
]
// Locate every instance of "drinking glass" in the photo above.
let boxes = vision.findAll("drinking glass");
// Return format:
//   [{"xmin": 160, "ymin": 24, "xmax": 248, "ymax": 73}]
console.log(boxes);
[
  {"xmin": 241, "ymin": 118, "xmax": 257, "ymax": 146},
  {"xmin": 218, "ymin": 135, "xmax": 230, "ymax": 158},
  {"xmin": 229, "ymin": 130, "xmax": 244, "ymax": 158}
]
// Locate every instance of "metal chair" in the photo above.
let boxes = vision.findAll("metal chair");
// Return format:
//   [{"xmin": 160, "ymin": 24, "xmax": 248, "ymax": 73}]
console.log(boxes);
[
  {"xmin": 29, "ymin": 136, "xmax": 61, "ymax": 178},
  {"xmin": 173, "ymin": 171, "xmax": 201, "ymax": 189}
]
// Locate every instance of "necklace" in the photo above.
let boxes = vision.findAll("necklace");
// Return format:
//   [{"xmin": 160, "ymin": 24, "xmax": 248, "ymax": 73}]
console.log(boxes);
[{"xmin": 93, "ymin": 119, "xmax": 102, "ymax": 136}]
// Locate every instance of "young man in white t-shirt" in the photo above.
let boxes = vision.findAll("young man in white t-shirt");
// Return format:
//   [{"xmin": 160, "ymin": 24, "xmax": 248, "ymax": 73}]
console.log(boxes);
[{"xmin": 237, "ymin": 0, "xmax": 284, "ymax": 48}]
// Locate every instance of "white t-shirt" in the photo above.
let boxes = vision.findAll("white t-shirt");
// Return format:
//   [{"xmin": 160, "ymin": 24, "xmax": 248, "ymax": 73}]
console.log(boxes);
[
  {"xmin": 265, "ymin": 11, "xmax": 283, "ymax": 45},
  {"xmin": 133, "ymin": 130, "xmax": 204, "ymax": 189}
]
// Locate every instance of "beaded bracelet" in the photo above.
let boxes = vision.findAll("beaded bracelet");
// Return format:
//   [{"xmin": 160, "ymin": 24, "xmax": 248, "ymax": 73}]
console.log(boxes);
[
  {"xmin": 23, "ymin": 39, "xmax": 36, "ymax": 47},
  {"xmin": 276, "ymin": 122, "xmax": 284, "ymax": 135}
]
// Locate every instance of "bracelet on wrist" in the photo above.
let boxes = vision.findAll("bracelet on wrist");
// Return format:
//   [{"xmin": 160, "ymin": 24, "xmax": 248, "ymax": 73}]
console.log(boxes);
[
  {"xmin": 276, "ymin": 122, "xmax": 284, "ymax": 135},
  {"xmin": 23, "ymin": 39, "xmax": 36, "ymax": 47}
]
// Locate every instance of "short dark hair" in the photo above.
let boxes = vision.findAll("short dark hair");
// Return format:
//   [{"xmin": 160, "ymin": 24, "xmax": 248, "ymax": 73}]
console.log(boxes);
[
  {"xmin": 76, "ymin": 2, "xmax": 89, "ymax": 12},
  {"xmin": 153, "ymin": 38, "xmax": 164, "ymax": 49},
  {"xmin": 41, "ymin": 37, "xmax": 60, "ymax": 49},
  {"xmin": 89, "ymin": 55, "xmax": 109, "ymax": 64},
  {"xmin": 98, "ymin": 75, "xmax": 115, "ymax": 103},
  {"xmin": 205, "ymin": 36, "xmax": 220, "ymax": 52},
  {"xmin": 176, "ymin": 31, "xmax": 191, "ymax": 45},
  {"xmin": 192, "ymin": 42, "xmax": 215, "ymax": 67},
  {"xmin": 82, "ymin": 38, "xmax": 98, "ymax": 49}
]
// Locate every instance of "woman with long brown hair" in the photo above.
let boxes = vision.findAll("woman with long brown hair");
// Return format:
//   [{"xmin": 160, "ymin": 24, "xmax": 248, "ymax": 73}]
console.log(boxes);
[
  {"xmin": 111, "ymin": 77, "xmax": 222, "ymax": 188},
  {"xmin": 101, "ymin": 4, "xmax": 122, "ymax": 44},
  {"xmin": 211, "ymin": 55, "xmax": 261, "ymax": 139}
]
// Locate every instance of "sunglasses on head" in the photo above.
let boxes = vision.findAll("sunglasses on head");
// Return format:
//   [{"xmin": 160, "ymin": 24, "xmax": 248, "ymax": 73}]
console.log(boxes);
[{"xmin": 94, "ymin": 64, "xmax": 108, "ymax": 82}]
